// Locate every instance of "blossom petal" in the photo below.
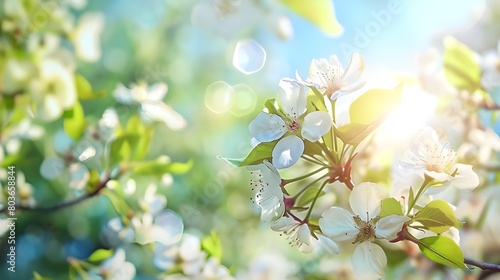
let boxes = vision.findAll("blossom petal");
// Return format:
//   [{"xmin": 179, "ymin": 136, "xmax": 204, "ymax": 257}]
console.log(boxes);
[
  {"xmin": 448, "ymin": 164, "xmax": 479, "ymax": 190},
  {"xmin": 247, "ymin": 160, "xmax": 284, "ymax": 222},
  {"xmin": 179, "ymin": 234, "xmax": 203, "ymax": 262},
  {"xmin": 319, "ymin": 207, "xmax": 358, "ymax": 242},
  {"xmin": 270, "ymin": 216, "xmax": 298, "ymax": 232},
  {"xmin": 249, "ymin": 112, "xmax": 286, "ymax": 142},
  {"xmin": 375, "ymin": 215, "xmax": 410, "ymax": 240},
  {"xmin": 341, "ymin": 52, "xmax": 365, "ymax": 87},
  {"xmin": 141, "ymin": 101, "xmax": 187, "ymax": 131},
  {"xmin": 297, "ymin": 223, "xmax": 312, "ymax": 245},
  {"xmin": 350, "ymin": 182, "xmax": 387, "ymax": 219},
  {"xmin": 152, "ymin": 210, "xmax": 184, "ymax": 246},
  {"xmin": 316, "ymin": 234, "xmax": 340, "ymax": 254},
  {"xmin": 352, "ymin": 241, "xmax": 387, "ymax": 280},
  {"xmin": 301, "ymin": 111, "xmax": 332, "ymax": 142},
  {"xmin": 272, "ymin": 135, "xmax": 304, "ymax": 169},
  {"xmin": 278, "ymin": 78, "xmax": 307, "ymax": 118}
]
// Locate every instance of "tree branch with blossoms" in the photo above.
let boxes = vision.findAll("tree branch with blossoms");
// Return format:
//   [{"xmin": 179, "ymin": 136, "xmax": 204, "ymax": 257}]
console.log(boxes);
[
  {"xmin": 229, "ymin": 46, "xmax": 500, "ymax": 279},
  {"xmin": 0, "ymin": 172, "xmax": 112, "ymax": 213}
]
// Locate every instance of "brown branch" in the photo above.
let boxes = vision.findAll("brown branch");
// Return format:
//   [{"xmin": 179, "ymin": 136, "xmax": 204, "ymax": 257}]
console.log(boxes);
[
  {"xmin": 465, "ymin": 258, "xmax": 500, "ymax": 272},
  {"xmin": 0, "ymin": 173, "xmax": 111, "ymax": 213}
]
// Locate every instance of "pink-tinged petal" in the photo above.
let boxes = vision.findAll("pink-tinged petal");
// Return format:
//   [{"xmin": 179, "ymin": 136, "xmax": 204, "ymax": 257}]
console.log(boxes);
[
  {"xmin": 319, "ymin": 207, "xmax": 358, "ymax": 242},
  {"xmin": 278, "ymin": 78, "xmax": 307, "ymax": 118},
  {"xmin": 352, "ymin": 242, "xmax": 387, "ymax": 280},
  {"xmin": 341, "ymin": 52, "xmax": 365, "ymax": 86},
  {"xmin": 249, "ymin": 112, "xmax": 286, "ymax": 142},
  {"xmin": 272, "ymin": 135, "xmax": 304, "ymax": 169},
  {"xmin": 316, "ymin": 234, "xmax": 340, "ymax": 254},
  {"xmin": 448, "ymin": 164, "xmax": 479, "ymax": 190},
  {"xmin": 328, "ymin": 55, "xmax": 342, "ymax": 72},
  {"xmin": 270, "ymin": 216, "xmax": 298, "ymax": 231},
  {"xmin": 350, "ymin": 182, "xmax": 387, "ymax": 219},
  {"xmin": 375, "ymin": 215, "xmax": 410, "ymax": 240},
  {"xmin": 301, "ymin": 111, "xmax": 332, "ymax": 142}
]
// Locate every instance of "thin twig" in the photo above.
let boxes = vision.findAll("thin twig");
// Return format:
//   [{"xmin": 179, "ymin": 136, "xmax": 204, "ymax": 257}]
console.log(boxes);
[
  {"xmin": 0, "ymin": 173, "xmax": 111, "ymax": 213},
  {"xmin": 464, "ymin": 258, "xmax": 500, "ymax": 272}
]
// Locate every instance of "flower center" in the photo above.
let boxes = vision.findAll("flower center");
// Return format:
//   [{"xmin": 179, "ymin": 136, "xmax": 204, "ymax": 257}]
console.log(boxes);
[
  {"xmin": 287, "ymin": 119, "xmax": 300, "ymax": 132},
  {"xmin": 353, "ymin": 215, "xmax": 375, "ymax": 243}
]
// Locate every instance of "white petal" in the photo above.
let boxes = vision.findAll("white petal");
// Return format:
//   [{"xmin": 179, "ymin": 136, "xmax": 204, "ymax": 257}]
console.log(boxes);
[
  {"xmin": 319, "ymin": 207, "xmax": 358, "ymax": 242},
  {"xmin": 146, "ymin": 83, "xmax": 168, "ymax": 101},
  {"xmin": 278, "ymin": 78, "xmax": 307, "ymax": 118},
  {"xmin": 297, "ymin": 223, "xmax": 312, "ymax": 245},
  {"xmin": 179, "ymin": 234, "xmax": 202, "ymax": 262},
  {"xmin": 341, "ymin": 52, "xmax": 365, "ymax": 86},
  {"xmin": 350, "ymin": 182, "xmax": 387, "ymax": 219},
  {"xmin": 116, "ymin": 262, "xmax": 136, "ymax": 280},
  {"xmin": 141, "ymin": 101, "xmax": 187, "ymax": 130},
  {"xmin": 248, "ymin": 160, "xmax": 284, "ymax": 222},
  {"xmin": 40, "ymin": 94, "xmax": 63, "ymax": 121},
  {"xmin": 102, "ymin": 248, "xmax": 126, "ymax": 272},
  {"xmin": 316, "ymin": 234, "xmax": 340, "ymax": 254},
  {"xmin": 301, "ymin": 111, "xmax": 332, "ymax": 142},
  {"xmin": 352, "ymin": 242, "xmax": 387, "ymax": 280},
  {"xmin": 270, "ymin": 216, "xmax": 298, "ymax": 232},
  {"xmin": 448, "ymin": 164, "xmax": 479, "ymax": 190},
  {"xmin": 272, "ymin": 135, "xmax": 304, "ymax": 169},
  {"xmin": 375, "ymin": 215, "xmax": 410, "ymax": 240},
  {"xmin": 74, "ymin": 13, "xmax": 104, "ymax": 62},
  {"xmin": 249, "ymin": 112, "xmax": 286, "ymax": 142},
  {"xmin": 152, "ymin": 210, "xmax": 184, "ymax": 246}
]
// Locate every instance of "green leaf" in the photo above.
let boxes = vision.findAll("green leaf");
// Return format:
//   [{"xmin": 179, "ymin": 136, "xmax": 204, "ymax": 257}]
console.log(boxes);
[
  {"xmin": 443, "ymin": 36, "xmax": 481, "ymax": 92},
  {"xmin": 87, "ymin": 249, "xmax": 113, "ymax": 262},
  {"xmin": 349, "ymin": 84, "xmax": 403, "ymax": 125},
  {"xmin": 239, "ymin": 141, "xmax": 277, "ymax": 167},
  {"xmin": 379, "ymin": 197, "xmax": 403, "ymax": 217},
  {"xmin": 201, "ymin": 231, "xmax": 222, "ymax": 260},
  {"xmin": 413, "ymin": 200, "xmax": 462, "ymax": 234},
  {"xmin": 282, "ymin": 0, "xmax": 343, "ymax": 36},
  {"xmin": 296, "ymin": 187, "xmax": 322, "ymax": 206},
  {"xmin": 126, "ymin": 115, "xmax": 152, "ymax": 160},
  {"xmin": 218, "ymin": 156, "xmax": 244, "ymax": 167},
  {"xmin": 334, "ymin": 119, "xmax": 384, "ymax": 145},
  {"xmin": 63, "ymin": 102, "xmax": 87, "ymax": 141},
  {"xmin": 418, "ymin": 236, "xmax": 467, "ymax": 268},
  {"xmin": 133, "ymin": 160, "xmax": 193, "ymax": 176},
  {"xmin": 335, "ymin": 84, "xmax": 403, "ymax": 145},
  {"xmin": 109, "ymin": 134, "xmax": 135, "ymax": 166},
  {"xmin": 75, "ymin": 74, "xmax": 95, "ymax": 100},
  {"xmin": 303, "ymin": 139, "xmax": 323, "ymax": 157},
  {"xmin": 33, "ymin": 272, "xmax": 52, "ymax": 280},
  {"xmin": 264, "ymin": 98, "xmax": 279, "ymax": 115}
]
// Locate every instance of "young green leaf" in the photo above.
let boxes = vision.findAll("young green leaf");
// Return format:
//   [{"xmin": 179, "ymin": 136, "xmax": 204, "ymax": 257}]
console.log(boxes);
[
  {"xmin": 282, "ymin": 0, "xmax": 343, "ymax": 36},
  {"xmin": 413, "ymin": 200, "xmax": 462, "ymax": 234},
  {"xmin": 201, "ymin": 231, "xmax": 222, "ymax": 260},
  {"xmin": 63, "ymin": 101, "xmax": 87, "ymax": 141},
  {"xmin": 87, "ymin": 248, "xmax": 113, "ymax": 262},
  {"xmin": 443, "ymin": 36, "xmax": 481, "ymax": 93},
  {"xmin": 296, "ymin": 187, "xmax": 322, "ymax": 206},
  {"xmin": 379, "ymin": 197, "xmax": 404, "ymax": 217},
  {"xmin": 418, "ymin": 236, "xmax": 467, "ymax": 268},
  {"xmin": 239, "ymin": 141, "xmax": 277, "ymax": 167},
  {"xmin": 133, "ymin": 160, "xmax": 193, "ymax": 176},
  {"xmin": 75, "ymin": 74, "xmax": 94, "ymax": 100}
]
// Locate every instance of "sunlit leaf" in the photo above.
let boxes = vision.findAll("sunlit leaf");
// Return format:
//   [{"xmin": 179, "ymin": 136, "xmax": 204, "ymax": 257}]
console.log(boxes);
[
  {"xmin": 201, "ymin": 231, "xmax": 222, "ymax": 260},
  {"xmin": 75, "ymin": 74, "xmax": 95, "ymax": 100},
  {"xmin": 87, "ymin": 248, "xmax": 113, "ymax": 262},
  {"xmin": 239, "ymin": 141, "xmax": 278, "ymax": 166},
  {"xmin": 63, "ymin": 101, "xmax": 87, "ymax": 141},
  {"xmin": 443, "ymin": 36, "xmax": 481, "ymax": 93},
  {"xmin": 380, "ymin": 197, "xmax": 404, "ymax": 217},
  {"xmin": 133, "ymin": 160, "xmax": 193, "ymax": 176},
  {"xmin": 413, "ymin": 200, "xmax": 462, "ymax": 234},
  {"xmin": 418, "ymin": 236, "xmax": 467, "ymax": 268},
  {"xmin": 349, "ymin": 84, "xmax": 403, "ymax": 125},
  {"xmin": 264, "ymin": 98, "xmax": 279, "ymax": 115},
  {"xmin": 303, "ymin": 139, "xmax": 323, "ymax": 157},
  {"xmin": 282, "ymin": 0, "xmax": 343, "ymax": 36},
  {"xmin": 33, "ymin": 272, "xmax": 52, "ymax": 280}
]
